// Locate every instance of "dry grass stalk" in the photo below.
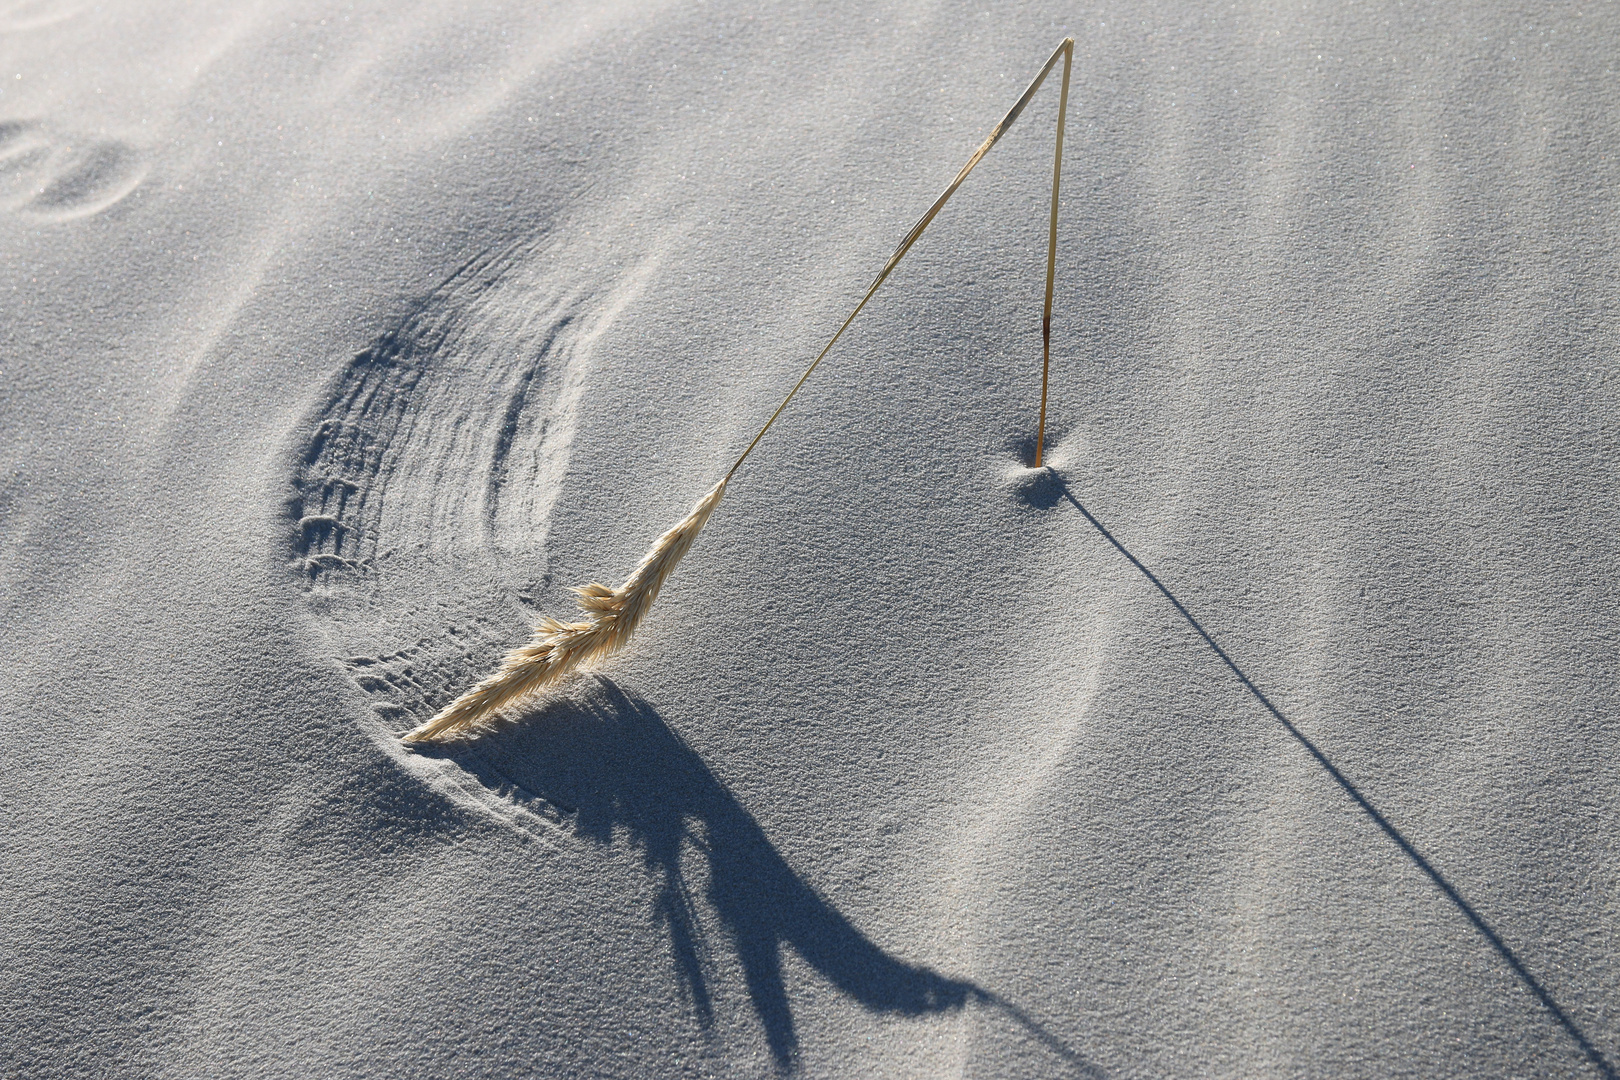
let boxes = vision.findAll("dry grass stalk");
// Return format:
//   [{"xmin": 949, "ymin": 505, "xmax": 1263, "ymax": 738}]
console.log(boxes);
[
  {"xmin": 403, "ymin": 37, "xmax": 1074, "ymax": 743},
  {"xmin": 401, "ymin": 478, "xmax": 727, "ymax": 742},
  {"xmin": 1036, "ymin": 38, "xmax": 1072, "ymax": 468}
]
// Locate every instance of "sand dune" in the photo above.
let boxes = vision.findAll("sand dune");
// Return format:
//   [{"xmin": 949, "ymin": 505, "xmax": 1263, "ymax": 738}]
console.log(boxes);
[{"xmin": 2, "ymin": 2, "xmax": 1617, "ymax": 1077}]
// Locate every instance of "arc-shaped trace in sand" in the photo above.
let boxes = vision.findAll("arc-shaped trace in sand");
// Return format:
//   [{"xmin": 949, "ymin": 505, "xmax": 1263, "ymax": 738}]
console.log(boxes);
[{"xmin": 403, "ymin": 37, "xmax": 1075, "ymax": 743}]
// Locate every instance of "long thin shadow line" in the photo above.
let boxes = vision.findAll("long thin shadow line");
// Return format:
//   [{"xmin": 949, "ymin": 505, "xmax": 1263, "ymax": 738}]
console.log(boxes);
[
  {"xmin": 972, "ymin": 989, "xmax": 1107, "ymax": 1079},
  {"xmin": 1049, "ymin": 471, "xmax": 1616, "ymax": 1080}
]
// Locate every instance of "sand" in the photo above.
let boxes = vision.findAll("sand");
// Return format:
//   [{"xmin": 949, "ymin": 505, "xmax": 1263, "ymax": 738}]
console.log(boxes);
[{"xmin": 2, "ymin": 2, "xmax": 1617, "ymax": 1077}]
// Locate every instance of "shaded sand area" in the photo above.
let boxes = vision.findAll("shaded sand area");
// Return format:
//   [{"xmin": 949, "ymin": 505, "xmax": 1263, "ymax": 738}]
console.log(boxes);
[{"xmin": 2, "ymin": 2, "xmax": 1617, "ymax": 1076}]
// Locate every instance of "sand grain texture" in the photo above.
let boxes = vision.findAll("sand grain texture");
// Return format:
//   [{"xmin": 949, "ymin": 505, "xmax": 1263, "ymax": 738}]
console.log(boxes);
[{"xmin": 1, "ymin": 3, "xmax": 1617, "ymax": 1078}]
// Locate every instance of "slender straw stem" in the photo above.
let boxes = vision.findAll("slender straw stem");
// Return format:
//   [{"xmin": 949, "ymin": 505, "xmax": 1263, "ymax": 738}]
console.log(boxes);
[
  {"xmin": 727, "ymin": 36, "xmax": 1076, "ymax": 482},
  {"xmin": 1035, "ymin": 40, "xmax": 1073, "ymax": 469}
]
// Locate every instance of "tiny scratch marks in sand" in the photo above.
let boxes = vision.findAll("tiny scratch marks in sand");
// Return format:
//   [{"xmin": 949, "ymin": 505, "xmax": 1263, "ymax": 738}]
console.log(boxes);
[
  {"xmin": 0, "ymin": 118, "xmax": 145, "ymax": 222},
  {"xmin": 484, "ymin": 317, "xmax": 568, "ymax": 537},
  {"xmin": 338, "ymin": 631, "xmax": 573, "ymax": 840},
  {"xmin": 340, "ymin": 635, "xmax": 499, "ymax": 730},
  {"xmin": 437, "ymin": 748, "xmax": 573, "ymax": 832},
  {"xmin": 288, "ymin": 241, "xmax": 585, "ymax": 589},
  {"xmin": 289, "ymin": 330, "xmax": 435, "ymax": 584}
]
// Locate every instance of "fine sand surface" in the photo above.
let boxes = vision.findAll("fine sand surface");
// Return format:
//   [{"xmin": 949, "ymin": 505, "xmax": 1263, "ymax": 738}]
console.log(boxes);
[{"xmin": 3, "ymin": 2, "xmax": 1617, "ymax": 1077}]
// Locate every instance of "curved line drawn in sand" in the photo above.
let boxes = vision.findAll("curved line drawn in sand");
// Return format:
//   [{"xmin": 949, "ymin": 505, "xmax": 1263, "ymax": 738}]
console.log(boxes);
[
  {"xmin": 1023, "ymin": 468, "xmax": 1617, "ymax": 1080},
  {"xmin": 0, "ymin": 119, "xmax": 145, "ymax": 221},
  {"xmin": 409, "ymin": 675, "xmax": 1103, "ymax": 1077},
  {"xmin": 290, "ymin": 241, "xmax": 589, "ymax": 767}
]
